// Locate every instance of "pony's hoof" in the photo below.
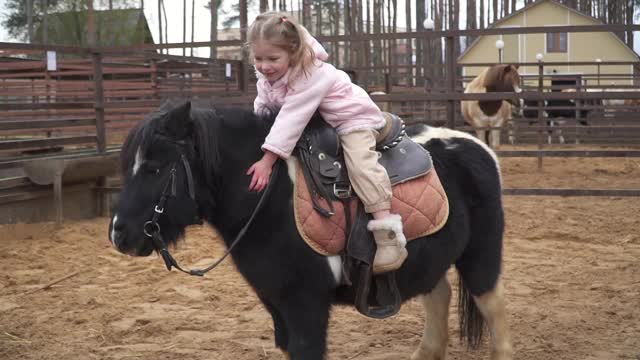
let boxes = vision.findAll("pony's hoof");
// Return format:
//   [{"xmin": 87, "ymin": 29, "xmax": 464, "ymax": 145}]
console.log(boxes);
[{"xmin": 410, "ymin": 347, "xmax": 446, "ymax": 360}]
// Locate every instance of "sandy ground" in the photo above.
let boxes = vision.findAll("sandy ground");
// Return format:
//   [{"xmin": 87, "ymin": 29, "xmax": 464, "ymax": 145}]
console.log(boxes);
[{"xmin": 1, "ymin": 158, "xmax": 639, "ymax": 360}]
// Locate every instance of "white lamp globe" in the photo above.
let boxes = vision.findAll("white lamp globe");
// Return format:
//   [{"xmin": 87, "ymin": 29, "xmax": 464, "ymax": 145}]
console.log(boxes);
[
  {"xmin": 423, "ymin": 19, "xmax": 435, "ymax": 30},
  {"xmin": 495, "ymin": 39, "xmax": 505, "ymax": 49},
  {"xmin": 536, "ymin": 53, "xmax": 544, "ymax": 61}
]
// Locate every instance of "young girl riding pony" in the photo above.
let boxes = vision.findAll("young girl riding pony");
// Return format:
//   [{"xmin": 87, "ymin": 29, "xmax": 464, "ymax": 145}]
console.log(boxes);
[{"xmin": 246, "ymin": 12, "xmax": 407, "ymax": 274}]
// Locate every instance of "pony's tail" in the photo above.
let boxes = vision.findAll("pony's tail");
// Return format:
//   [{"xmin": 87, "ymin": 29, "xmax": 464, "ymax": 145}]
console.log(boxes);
[{"xmin": 456, "ymin": 274, "xmax": 485, "ymax": 348}]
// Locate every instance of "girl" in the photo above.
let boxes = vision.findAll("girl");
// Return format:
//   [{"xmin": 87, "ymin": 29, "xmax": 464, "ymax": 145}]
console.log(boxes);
[{"xmin": 246, "ymin": 12, "xmax": 407, "ymax": 274}]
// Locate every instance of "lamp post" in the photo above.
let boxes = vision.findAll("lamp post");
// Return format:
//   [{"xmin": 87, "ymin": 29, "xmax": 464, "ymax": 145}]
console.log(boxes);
[
  {"xmin": 535, "ymin": 53, "xmax": 544, "ymax": 170},
  {"xmin": 422, "ymin": 18, "xmax": 435, "ymax": 87},
  {"xmin": 423, "ymin": 19, "xmax": 435, "ymax": 124},
  {"xmin": 495, "ymin": 39, "xmax": 505, "ymax": 63}
]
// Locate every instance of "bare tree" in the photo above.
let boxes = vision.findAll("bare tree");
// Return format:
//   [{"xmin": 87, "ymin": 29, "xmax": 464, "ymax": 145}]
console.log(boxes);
[
  {"xmin": 157, "ymin": 0, "xmax": 163, "ymax": 53},
  {"xmin": 210, "ymin": 0, "xmax": 218, "ymax": 59},
  {"xmin": 41, "ymin": 0, "xmax": 48, "ymax": 44},
  {"xmin": 87, "ymin": 0, "xmax": 95, "ymax": 46},
  {"xmin": 404, "ymin": 0, "xmax": 412, "ymax": 85},
  {"xmin": 466, "ymin": 0, "xmax": 476, "ymax": 47},
  {"xmin": 27, "ymin": 0, "xmax": 34, "ymax": 42},
  {"xmin": 302, "ymin": 0, "xmax": 311, "ymax": 28},
  {"xmin": 191, "ymin": 0, "xmax": 194, "ymax": 56},
  {"xmin": 492, "ymin": 0, "xmax": 498, "ymax": 23}
]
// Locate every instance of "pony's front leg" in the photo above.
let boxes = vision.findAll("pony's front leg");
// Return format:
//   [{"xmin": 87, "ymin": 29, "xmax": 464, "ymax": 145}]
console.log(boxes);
[
  {"xmin": 489, "ymin": 128, "xmax": 502, "ymax": 149},
  {"xmin": 280, "ymin": 292, "xmax": 331, "ymax": 360},
  {"xmin": 261, "ymin": 300, "xmax": 289, "ymax": 355},
  {"xmin": 475, "ymin": 128, "xmax": 488, "ymax": 146}
]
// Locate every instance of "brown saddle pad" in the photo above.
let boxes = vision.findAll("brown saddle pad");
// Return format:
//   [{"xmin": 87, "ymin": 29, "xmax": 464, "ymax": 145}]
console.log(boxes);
[{"xmin": 292, "ymin": 159, "xmax": 450, "ymax": 256}]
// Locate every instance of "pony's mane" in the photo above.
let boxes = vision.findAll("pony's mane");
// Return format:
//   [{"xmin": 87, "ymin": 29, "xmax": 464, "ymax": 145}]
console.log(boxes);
[{"xmin": 120, "ymin": 103, "xmax": 278, "ymax": 186}]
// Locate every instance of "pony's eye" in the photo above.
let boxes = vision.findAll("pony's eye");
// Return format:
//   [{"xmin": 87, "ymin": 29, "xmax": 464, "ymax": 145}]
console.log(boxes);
[{"xmin": 142, "ymin": 161, "xmax": 161, "ymax": 174}]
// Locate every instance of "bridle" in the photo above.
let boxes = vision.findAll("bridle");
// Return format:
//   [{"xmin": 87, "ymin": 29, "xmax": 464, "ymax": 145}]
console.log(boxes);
[{"xmin": 142, "ymin": 150, "xmax": 280, "ymax": 277}]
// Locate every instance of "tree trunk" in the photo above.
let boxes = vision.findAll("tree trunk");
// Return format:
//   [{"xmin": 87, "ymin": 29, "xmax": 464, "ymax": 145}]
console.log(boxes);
[
  {"xmin": 492, "ymin": 0, "xmax": 498, "ymax": 23},
  {"xmin": 87, "ymin": 0, "xmax": 96, "ymax": 46},
  {"xmin": 27, "ymin": 0, "xmax": 33, "ymax": 43},
  {"xmin": 190, "ymin": 0, "xmax": 194, "ymax": 56},
  {"xmin": 316, "ymin": 1, "xmax": 322, "ymax": 35},
  {"xmin": 373, "ymin": 0, "xmax": 381, "ymax": 75},
  {"xmin": 42, "ymin": 0, "xmax": 48, "ymax": 44},
  {"xmin": 158, "ymin": 0, "xmax": 163, "ymax": 53},
  {"xmin": 466, "ymin": 0, "xmax": 476, "ymax": 47},
  {"xmin": 479, "ymin": 0, "xmax": 485, "ymax": 29},
  {"xmin": 210, "ymin": 0, "xmax": 217, "ymax": 59},
  {"xmin": 302, "ymin": 0, "xmax": 311, "ymax": 28},
  {"xmin": 626, "ymin": 0, "xmax": 634, "ymax": 48},
  {"xmin": 435, "ymin": 0, "xmax": 444, "ymax": 79},
  {"xmin": 162, "ymin": 0, "xmax": 168, "ymax": 51},
  {"xmin": 405, "ymin": 0, "xmax": 412, "ymax": 86},
  {"xmin": 107, "ymin": 0, "xmax": 114, "ymax": 45}
]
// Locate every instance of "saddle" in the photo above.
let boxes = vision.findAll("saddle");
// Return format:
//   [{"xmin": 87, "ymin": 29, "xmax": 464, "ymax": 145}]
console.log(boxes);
[{"xmin": 294, "ymin": 112, "xmax": 434, "ymax": 319}]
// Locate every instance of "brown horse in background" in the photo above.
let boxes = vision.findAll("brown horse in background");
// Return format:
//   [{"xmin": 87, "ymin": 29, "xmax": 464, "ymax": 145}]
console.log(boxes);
[{"xmin": 462, "ymin": 64, "xmax": 522, "ymax": 149}]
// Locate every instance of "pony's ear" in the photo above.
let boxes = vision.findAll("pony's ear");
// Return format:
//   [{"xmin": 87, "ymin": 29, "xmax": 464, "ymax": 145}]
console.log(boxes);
[{"xmin": 163, "ymin": 101, "xmax": 193, "ymax": 139}]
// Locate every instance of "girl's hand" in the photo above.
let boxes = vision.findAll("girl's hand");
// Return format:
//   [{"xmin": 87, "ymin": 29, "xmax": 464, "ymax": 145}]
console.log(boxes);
[{"xmin": 247, "ymin": 151, "xmax": 279, "ymax": 192}]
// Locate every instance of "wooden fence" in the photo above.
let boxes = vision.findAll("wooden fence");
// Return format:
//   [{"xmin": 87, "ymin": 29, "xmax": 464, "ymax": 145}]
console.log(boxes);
[{"xmin": 1, "ymin": 23, "xmax": 640, "ymax": 214}]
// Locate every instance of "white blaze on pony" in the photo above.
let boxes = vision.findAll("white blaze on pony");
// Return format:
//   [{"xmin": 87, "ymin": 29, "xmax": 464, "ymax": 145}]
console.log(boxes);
[
  {"xmin": 132, "ymin": 148, "xmax": 143, "ymax": 176},
  {"xmin": 462, "ymin": 64, "xmax": 522, "ymax": 149}
]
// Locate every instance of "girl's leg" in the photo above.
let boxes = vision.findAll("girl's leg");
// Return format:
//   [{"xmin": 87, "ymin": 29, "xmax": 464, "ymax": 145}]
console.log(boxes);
[{"xmin": 340, "ymin": 129, "xmax": 408, "ymax": 274}]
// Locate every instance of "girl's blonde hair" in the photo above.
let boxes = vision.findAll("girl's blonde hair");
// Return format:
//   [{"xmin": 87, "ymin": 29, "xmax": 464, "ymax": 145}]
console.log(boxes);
[{"xmin": 246, "ymin": 12, "xmax": 317, "ymax": 83}]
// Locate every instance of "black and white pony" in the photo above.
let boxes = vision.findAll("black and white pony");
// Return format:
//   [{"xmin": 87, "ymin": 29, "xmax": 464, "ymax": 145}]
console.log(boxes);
[
  {"xmin": 108, "ymin": 101, "xmax": 512, "ymax": 360},
  {"xmin": 519, "ymin": 93, "xmax": 592, "ymax": 144}
]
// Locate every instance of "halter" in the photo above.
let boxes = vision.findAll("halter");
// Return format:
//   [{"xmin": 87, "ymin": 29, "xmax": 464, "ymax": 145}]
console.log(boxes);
[{"xmin": 143, "ymin": 152, "xmax": 280, "ymax": 277}]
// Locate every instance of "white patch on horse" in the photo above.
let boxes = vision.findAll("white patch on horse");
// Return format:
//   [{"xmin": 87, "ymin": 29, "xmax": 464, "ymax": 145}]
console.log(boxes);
[
  {"xmin": 327, "ymin": 256, "xmax": 342, "ymax": 285},
  {"xmin": 286, "ymin": 157, "xmax": 341, "ymax": 285},
  {"xmin": 132, "ymin": 148, "xmax": 143, "ymax": 175},
  {"xmin": 285, "ymin": 157, "xmax": 297, "ymax": 185},
  {"xmin": 110, "ymin": 215, "xmax": 118, "ymax": 246},
  {"xmin": 410, "ymin": 126, "xmax": 502, "ymax": 182}
]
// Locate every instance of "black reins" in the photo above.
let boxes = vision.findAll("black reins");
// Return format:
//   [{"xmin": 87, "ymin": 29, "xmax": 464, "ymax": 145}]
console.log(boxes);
[{"xmin": 143, "ymin": 153, "xmax": 280, "ymax": 276}]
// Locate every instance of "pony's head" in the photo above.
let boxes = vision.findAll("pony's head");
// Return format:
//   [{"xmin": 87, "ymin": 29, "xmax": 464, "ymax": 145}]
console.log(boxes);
[
  {"xmin": 109, "ymin": 101, "xmax": 218, "ymax": 256},
  {"xmin": 484, "ymin": 64, "xmax": 523, "ymax": 108}
]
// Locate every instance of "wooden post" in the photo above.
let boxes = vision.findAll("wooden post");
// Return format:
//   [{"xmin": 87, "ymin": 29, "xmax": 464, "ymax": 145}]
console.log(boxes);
[
  {"xmin": 384, "ymin": 72, "xmax": 391, "ymax": 94},
  {"xmin": 537, "ymin": 60, "xmax": 544, "ymax": 171},
  {"xmin": 239, "ymin": 0, "xmax": 249, "ymax": 94},
  {"xmin": 151, "ymin": 59, "xmax": 159, "ymax": 99},
  {"xmin": 53, "ymin": 169, "xmax": 63, "ymax": 226},
  {"xmin": 445, "ymin": 36, "xmax": 456, "ymax": 129},
  {"xmin": 92, "ymin": 51, "xmax": 106, "ymax": 153}
]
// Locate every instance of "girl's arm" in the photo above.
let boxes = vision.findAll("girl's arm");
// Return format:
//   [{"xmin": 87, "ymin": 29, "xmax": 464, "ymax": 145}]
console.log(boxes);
[{"xmin": 261, "ymin": 65, "xmax": 335, "ymax": 159}]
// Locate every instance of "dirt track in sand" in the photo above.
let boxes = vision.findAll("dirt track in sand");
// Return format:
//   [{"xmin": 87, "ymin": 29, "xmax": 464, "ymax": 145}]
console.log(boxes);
[{"xmin": 0, "ymin": 157, "xmax": 639, "ymax": 360}]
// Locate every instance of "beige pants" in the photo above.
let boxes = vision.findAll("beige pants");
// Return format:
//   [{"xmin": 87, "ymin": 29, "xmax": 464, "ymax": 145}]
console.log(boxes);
[{"xmin": 340, "ymin": 129, "xmax": 392, "ymax": 213}]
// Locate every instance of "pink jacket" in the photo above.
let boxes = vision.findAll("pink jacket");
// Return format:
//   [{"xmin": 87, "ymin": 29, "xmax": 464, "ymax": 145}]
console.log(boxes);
[{"xmin": 254, "ymin": 35, "xmax": 385, "ymax": 159}]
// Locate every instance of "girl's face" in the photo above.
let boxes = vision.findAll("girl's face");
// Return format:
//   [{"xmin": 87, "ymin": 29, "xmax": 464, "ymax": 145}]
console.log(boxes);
[{"xmin": 253, "ymin": 41, "xmax": 291, "ymax": 84}]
